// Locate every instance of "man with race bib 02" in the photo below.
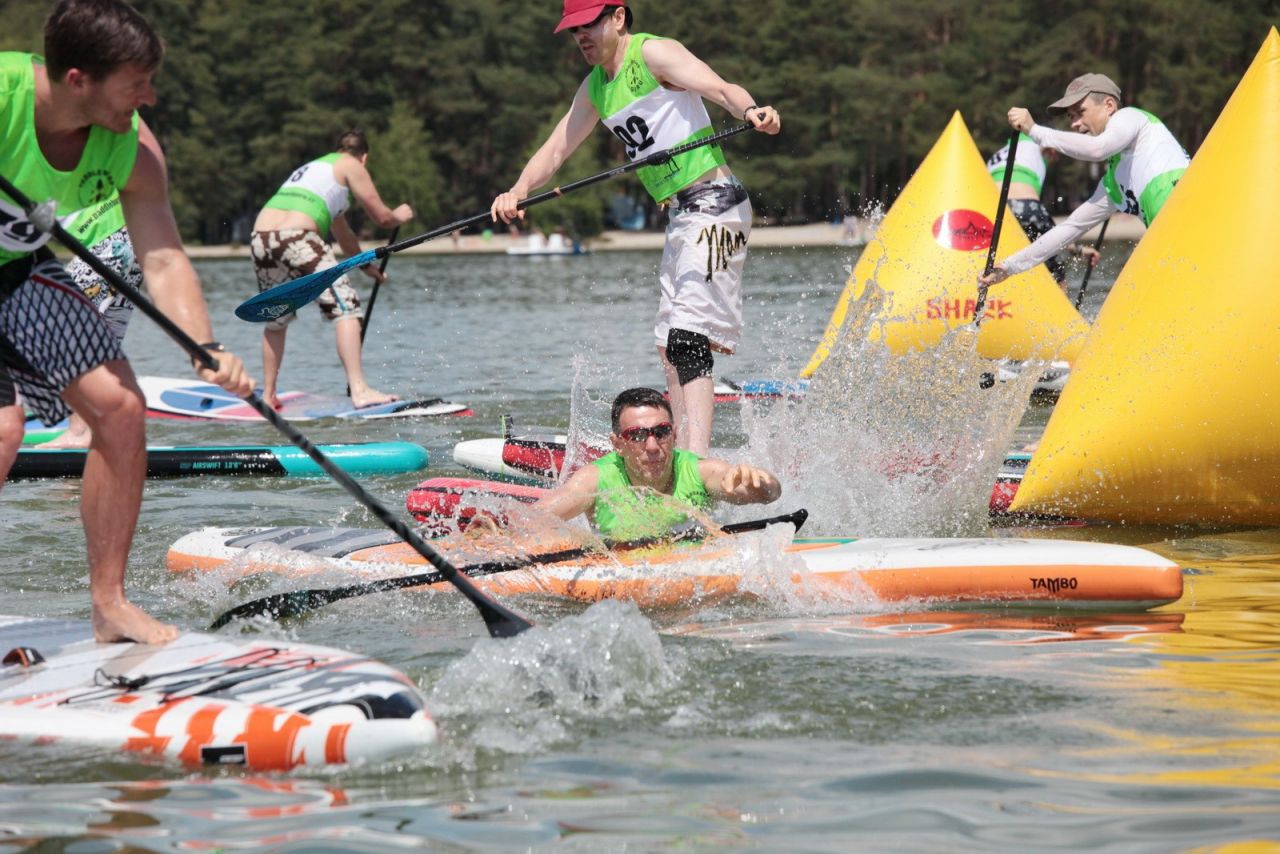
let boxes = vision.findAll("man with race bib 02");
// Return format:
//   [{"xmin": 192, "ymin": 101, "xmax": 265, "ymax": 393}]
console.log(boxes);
[
  {"xmin": 490, "ymin": 2, "xmax": 780, "ymax": 456},
  {"xmin": 980, "ymin": 73, "xmax": 1189, "ymax": 288}
]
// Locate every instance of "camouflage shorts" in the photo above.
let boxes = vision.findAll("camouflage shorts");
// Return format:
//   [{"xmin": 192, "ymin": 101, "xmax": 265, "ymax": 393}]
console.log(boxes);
[{"xmin": 251, "ymin": 229, "xmax": 362, "ymax": 330}]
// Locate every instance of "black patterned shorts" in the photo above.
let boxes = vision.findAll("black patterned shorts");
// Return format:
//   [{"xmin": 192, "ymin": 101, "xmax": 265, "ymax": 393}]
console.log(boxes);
[{"xmin": 0, "ymin": 252, "xmax": 126, "ymax": 425}]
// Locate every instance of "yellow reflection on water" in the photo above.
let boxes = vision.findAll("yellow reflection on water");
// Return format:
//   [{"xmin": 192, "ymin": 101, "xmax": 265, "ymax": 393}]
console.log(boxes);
[{"xmin": 1073, "ymin": 527, "xmax": 1280, "ymax": 790}]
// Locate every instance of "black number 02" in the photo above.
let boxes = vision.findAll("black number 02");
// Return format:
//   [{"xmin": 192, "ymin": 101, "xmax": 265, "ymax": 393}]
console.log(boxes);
[{"xmin": 612, "ymin": 116, "xmax": 656, "ymax": 158}]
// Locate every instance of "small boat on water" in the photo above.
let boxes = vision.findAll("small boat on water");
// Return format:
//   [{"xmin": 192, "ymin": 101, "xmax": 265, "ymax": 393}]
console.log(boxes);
[{"xmin": 505, "ymin": 232, "xmax": 590, "ymax": 256}]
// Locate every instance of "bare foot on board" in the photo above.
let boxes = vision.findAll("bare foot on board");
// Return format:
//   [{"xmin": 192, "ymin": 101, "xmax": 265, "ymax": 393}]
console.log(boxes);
[
  {"xmin": 93, "ymin": 600, "xmax": 181, "ymax": 644},
  {"xmin": 351, "ymin": 388, "xmax": 400, "ymax": 409},
  {"xmin": 34, "ymin": 419, "xmax": 92, "ymax": 448}
]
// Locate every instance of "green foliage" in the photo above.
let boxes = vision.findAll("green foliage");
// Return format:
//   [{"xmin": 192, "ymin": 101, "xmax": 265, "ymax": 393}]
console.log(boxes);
[{"xmin": 2, "ymin": 0, "xmax": 1274, "ymax": 241}]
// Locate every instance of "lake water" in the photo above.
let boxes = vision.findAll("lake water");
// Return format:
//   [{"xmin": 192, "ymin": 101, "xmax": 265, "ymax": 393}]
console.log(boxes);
[{"xmin": 2, "ymin": 245, "xmax": 1279, "ymax": 851}]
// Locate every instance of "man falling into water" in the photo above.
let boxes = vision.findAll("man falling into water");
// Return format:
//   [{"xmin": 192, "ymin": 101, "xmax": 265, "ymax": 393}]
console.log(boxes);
[
  {"xmin": 533, "ymin": 387, "xmax": 781, "ymax": 542},
  {"xmin": 490, "ymin": 2, "xmax": 780, "ymax": 456}
]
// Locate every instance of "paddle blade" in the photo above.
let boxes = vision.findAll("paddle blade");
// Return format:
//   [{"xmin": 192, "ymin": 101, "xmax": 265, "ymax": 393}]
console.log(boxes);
[{"xmin": 234, "ymin": 250, "xmax": 377, "ymax": 322}]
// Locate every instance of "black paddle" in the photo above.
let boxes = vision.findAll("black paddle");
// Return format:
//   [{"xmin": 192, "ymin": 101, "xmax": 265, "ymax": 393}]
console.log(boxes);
[
  {"xmin": 1072, "ymin": 216, "xmax": 1109, "ymax": 311},
  {"xmin": 207, "ymin": 508, "xmax": 809, "ymax": 629},
  {"xmin": 0, "ymin": 172, "xmax": 533, "ymax": 640},
  {"xmin": 975, "ymin": 132, "xmax": 1020, "ymax": 389},
  {"xmin": 359, "ymin": 226, "xmax": 399, "ymax": 344},
  {"xmin": 235, "ymin": 119, "xmax": 763, "ymax": 322}
]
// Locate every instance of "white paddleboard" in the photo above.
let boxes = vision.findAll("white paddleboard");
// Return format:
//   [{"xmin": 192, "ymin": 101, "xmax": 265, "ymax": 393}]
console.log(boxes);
[{"xmin": 0, "ymin": 615, "xmax": 436, "ymax": 770}]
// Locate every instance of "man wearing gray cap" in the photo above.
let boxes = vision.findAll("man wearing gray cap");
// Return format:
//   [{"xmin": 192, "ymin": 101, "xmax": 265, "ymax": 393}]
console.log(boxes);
[{"xmin": 979, "ymin": 72, "xmax": 1189, "ymax": 286}]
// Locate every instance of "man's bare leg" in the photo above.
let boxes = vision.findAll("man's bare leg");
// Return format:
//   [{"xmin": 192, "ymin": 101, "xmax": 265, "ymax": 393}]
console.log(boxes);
[
  {"xmin": 261, "ymin": 325, "xmax": 288, "ymax": 409},
  {"xmin": 64, "ymin": 361, "xmax": 178, "ymax": 644},
  {"xmin": 658, "ymin": 346, "xmax": 714, "ymax": 456},
  {"xmin": 0, "ymin": 403, "xmax": 23, "ymax": 492},
  {"xmin": 336, "ymin": 317, "xmax": 397, "ymax": 408}
]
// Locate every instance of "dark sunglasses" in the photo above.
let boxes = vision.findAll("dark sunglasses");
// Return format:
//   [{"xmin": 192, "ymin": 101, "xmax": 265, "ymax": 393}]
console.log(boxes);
[
  {"xmin": 569, "ymin": 6, "xmax": 620, "ymax": 33},
  {"xmin": 617, "ymin": 422, "xmax": 674, "ymax": 443}
]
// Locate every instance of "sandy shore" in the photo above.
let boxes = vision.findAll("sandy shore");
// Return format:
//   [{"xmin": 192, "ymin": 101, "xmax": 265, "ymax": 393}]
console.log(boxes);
[{"xmin": 183, "ymin": 215, "xmax": 1144, "ymax": 259}]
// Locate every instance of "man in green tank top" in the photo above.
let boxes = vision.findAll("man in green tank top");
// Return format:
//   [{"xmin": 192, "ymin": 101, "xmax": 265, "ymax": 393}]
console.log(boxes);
[
  {"xmin": 533, "ymin": 387, "xmax": 781, "ymax": 541},
  {"xmin": 0, "ymin": 0, "xmax": 252, "ymax": 645},
  {"xmin": 490, "ymin": 2, "xmax": 780, "ymax": 458}
]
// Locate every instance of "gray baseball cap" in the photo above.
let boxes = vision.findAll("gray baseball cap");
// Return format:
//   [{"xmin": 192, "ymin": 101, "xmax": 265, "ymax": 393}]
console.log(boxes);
[{"xmin": 1047, "ymin": 73, "xmax": 1122, "ymax": 115}]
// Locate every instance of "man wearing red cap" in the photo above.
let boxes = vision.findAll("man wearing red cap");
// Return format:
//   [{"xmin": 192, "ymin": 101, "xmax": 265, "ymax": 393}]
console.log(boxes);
[
  {"xmin": 980, "ymin": 72, "xmax": 1189, "ymax": 287},
  {"xmin": 491, "ymin": 2, "xmax": 780, "ymax": 457}
]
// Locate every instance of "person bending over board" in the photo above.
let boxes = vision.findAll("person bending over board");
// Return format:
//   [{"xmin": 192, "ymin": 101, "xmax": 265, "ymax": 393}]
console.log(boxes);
[
  {"xmin": 251, "ymin": 128, "xmax": 414, "ymax": 410},
  {"xmin": 532, "ymin": 386, "xmax": 781, "ymax": 542},
  {"xmin": 979, "ymin": 73, "xmax": 1189, "ymax": 289},
  {"xmin": 0, "ymin": 0, "xmax": 252, "ymax": 643},
  {"xmin": 490, "ymin": 1, "xmax": 780, "ymax": 456}
]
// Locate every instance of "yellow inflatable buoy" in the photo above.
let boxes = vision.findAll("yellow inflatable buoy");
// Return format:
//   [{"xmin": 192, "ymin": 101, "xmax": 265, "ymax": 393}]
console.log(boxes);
[
  {"xmin": 801, "ymin": 112, "xmax": 1089, "ymax": 378},
  {"xmin": 1011, "ymin": 29, "xmax": 1280, "ymax": 525}
]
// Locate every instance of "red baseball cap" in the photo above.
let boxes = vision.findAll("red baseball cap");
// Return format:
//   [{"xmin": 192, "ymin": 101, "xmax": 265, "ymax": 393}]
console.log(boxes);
[{"xmin": 554, "ymin": 0, "xmax": 618, "ymax": 33}]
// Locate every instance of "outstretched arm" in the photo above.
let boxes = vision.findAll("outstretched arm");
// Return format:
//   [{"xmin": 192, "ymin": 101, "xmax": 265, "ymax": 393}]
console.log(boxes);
[
  {"xmin": 533, "ymin": 464, "xmax": 603, "ymax": 522},
  {"xmin": 980, "ymin": 184, "xmax": 1113, "ymax": 284},
  {"xmin": 1028, "ymin": 109, "xmax": 1145, "ymax": 162},
  {"xmin": 701, "ymin": 459, "xmax": 782, "ymax": 505},
  {"xmin": 491, "ymin": 79, "xmax": 600, "ymax": 223},
  {"xmin": 342, "ymin": 157, "xmax": 413, "ymax": 229},
  {"xmin": 642, "ymin": 39, "xmax": 780, "ymax": 134}
]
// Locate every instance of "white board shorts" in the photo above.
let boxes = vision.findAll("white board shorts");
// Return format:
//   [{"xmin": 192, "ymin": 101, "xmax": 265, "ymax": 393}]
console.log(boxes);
[{"xmin": 655, "ymin": 178, "xmax": 752, "ymax": 355}]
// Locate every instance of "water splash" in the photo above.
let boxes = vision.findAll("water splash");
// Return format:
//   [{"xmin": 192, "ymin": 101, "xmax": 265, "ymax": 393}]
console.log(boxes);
[
  {"xmin": 428, "ymin": 600, "xmax": 678, "ymax": 755},
  {"xmin": 740, "ymin": 278, "xmax": 1041, "ymax": 538}
]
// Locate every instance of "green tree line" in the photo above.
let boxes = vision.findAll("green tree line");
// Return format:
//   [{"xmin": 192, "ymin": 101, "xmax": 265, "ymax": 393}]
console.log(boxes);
[{"xmin": 3, "ymin": 0, "xmax": 1276, "ymax": 243}]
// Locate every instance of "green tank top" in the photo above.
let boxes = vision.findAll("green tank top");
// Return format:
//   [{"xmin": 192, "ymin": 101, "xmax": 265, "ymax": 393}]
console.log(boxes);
[
  {"xmin": 1100, "ymin": 108, "xmax": 1188, "ymax": 227},
  {"xmin": 0, "ymin": 53, "xmax": 139, "ymax": 264},
  {"xmin": 261, "ymin": 152, "xmax": 351, "ymax": 236},
  {"xmin": 592, "ymin": 448, "xmax": 710, "ymax": 541},
  {"xmin": 68, "ymin": 193, "xmax": 126, "ymax": 248},
  {"xmin": 587, "ymin": 34, "xmax": 727, "ymax": 202}
]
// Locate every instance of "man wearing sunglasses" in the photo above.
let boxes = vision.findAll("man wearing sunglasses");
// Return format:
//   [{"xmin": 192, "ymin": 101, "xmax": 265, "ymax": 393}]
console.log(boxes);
[
  {"xmin": 490, "ymin": 2, "xmax": 780, "ymax": 458},
  {"xmin": 534, "ymin": 387, "xmax": 781, "ymax": 541}
]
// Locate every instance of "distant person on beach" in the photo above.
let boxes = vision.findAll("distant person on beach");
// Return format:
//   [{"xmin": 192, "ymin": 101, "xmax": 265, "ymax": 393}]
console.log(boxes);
[
  {"xmin": 980, "ymin": 73, "xmax": 1189, "ymax": 288},
  {"xmin": 0, "ymin": 0, "xmax": 251, "ymax": 643},
  {"xmin": 490, "ymin": 1, "xmax": 780, "ymax": 456},
  {"xmin": 985, "ymin": 134, "xmax": 1094, "ymax": 287},
  {"xmin": 251, "ymin": 128, "xmax": 414, "ymax": 409}
]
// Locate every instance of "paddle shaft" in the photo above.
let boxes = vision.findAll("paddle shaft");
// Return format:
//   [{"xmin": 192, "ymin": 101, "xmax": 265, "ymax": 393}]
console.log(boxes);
[
  {"xmin": 0, "ymin": 173, "xmax": 532, "ymax": 639},
  {"xmin": 1073, "ymin": 217, "xmax": 1109, "ymax": 311},
  {"xmin": 373, "ymin": 121, "xmax": 756, "ymax": 259},
  {"xmin": 974, "ymin": 132, "xmax": 1020, "ymax": 325},
  {"xmin": 359, "ymin": 226, "xmax": 399, "ymax": 344},
  {"xmin": 208, "ymin": 508, "xmax": 809, "ymax": 628}
]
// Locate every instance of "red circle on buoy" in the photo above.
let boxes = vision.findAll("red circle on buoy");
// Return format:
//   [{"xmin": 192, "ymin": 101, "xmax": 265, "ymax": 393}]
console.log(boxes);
[{"xmin": 932, "ymin": 209, "xmax": 993, "ymax": 251}]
